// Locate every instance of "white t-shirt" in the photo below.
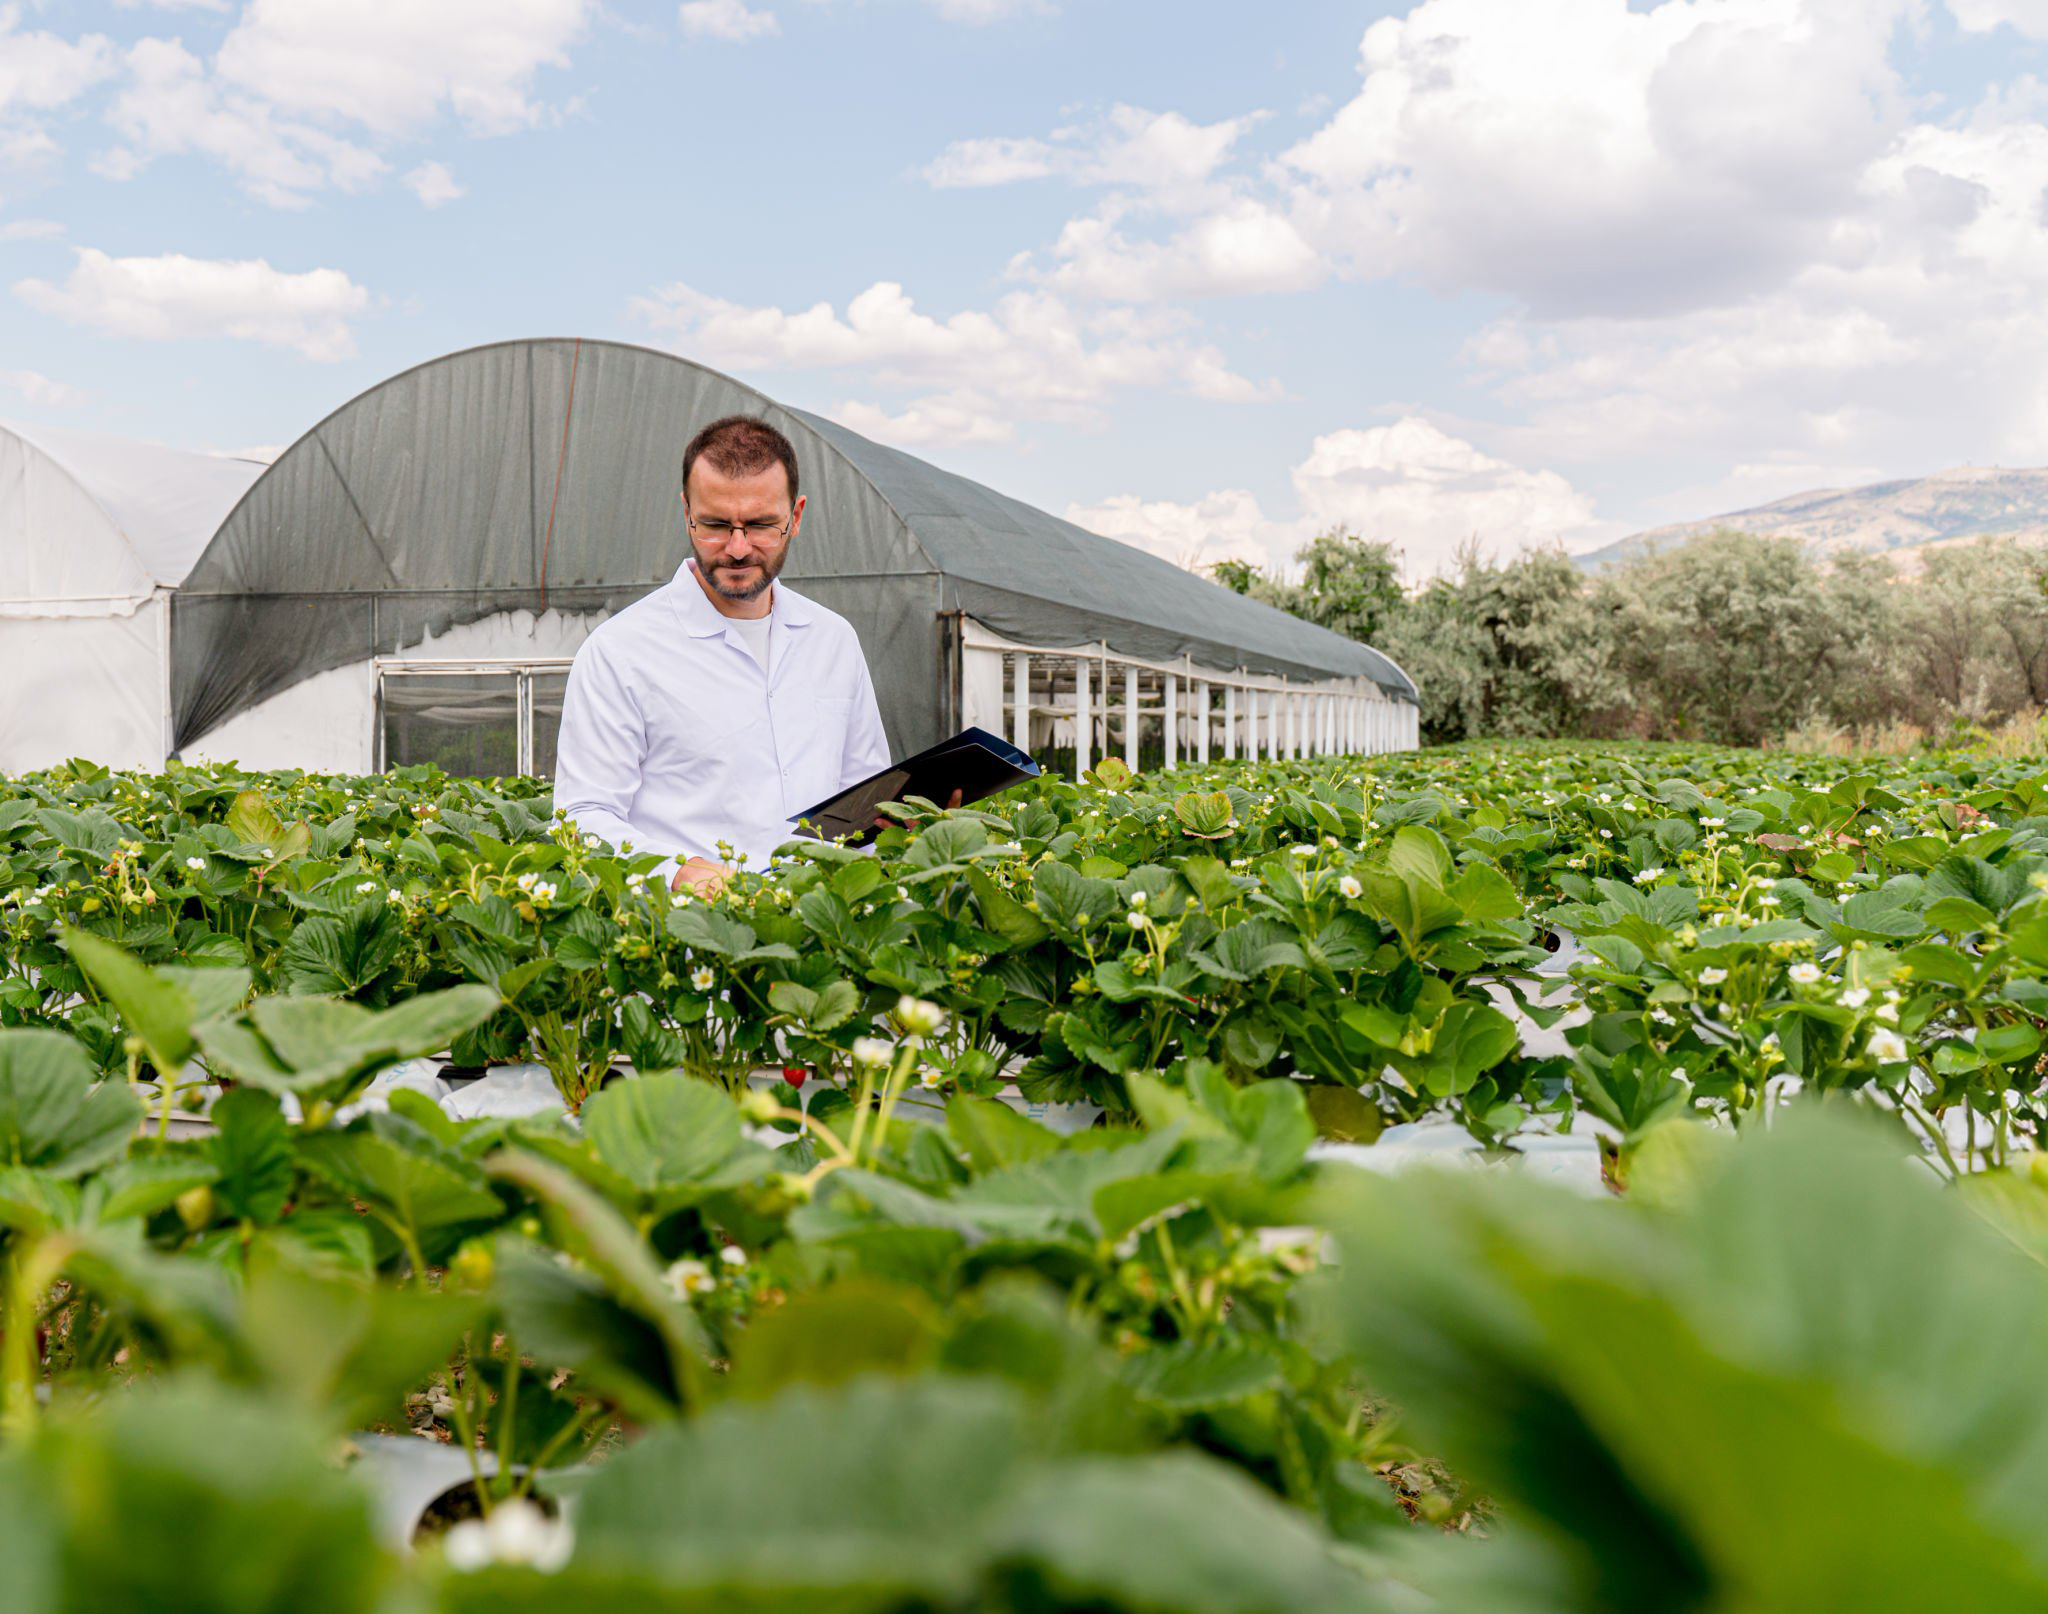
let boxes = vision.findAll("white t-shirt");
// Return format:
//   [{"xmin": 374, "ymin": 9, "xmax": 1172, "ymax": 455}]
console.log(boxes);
[{"xmin": 728, "ymin": 608, "xmax": 773, "ymax": 678}]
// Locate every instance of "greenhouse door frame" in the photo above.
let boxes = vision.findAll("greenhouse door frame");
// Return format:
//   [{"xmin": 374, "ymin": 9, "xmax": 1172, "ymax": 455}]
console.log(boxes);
[{"xmin": 372, "ymin": 657, "xmax": 575, "ymax": 777}]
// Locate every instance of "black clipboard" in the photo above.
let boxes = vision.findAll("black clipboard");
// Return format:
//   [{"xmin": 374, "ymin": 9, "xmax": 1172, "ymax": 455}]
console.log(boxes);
[{"xmin": 790, "ymin": 726, "xmax": 1040, "ymax": 845}]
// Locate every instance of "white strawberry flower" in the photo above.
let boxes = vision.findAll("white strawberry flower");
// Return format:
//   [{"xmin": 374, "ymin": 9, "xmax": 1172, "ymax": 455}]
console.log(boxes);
[
  {"xmin": 1788, "ymin": 963, "xmax": 1822, "ymax": 985},
  {"xmin": 1634, "ymin": 867, "xmax": 1664, "ymax": 885},
  {"xmin": 1698, "ymin": 967, "xmax": 1727, "ymax": 985},
  {"xmin": 896, "ymin": 995, "xmax": 946, "ymax": 1037},
  {"xmin": 354, "ymin": 880, "xmax": 377, "ymax": 895},
  {"xmin": 851, "ymin": 1036, "xmax": 893, "ymax": 1067},
  {"xmin": 441, "ymin": 1499, "xmax": 573, "ymax": 1574},
  {"xmin": 1867, "ymin": 1027, "xmax": 1908, "ymax": 1062},
  {"xmin": 690, "ymin": 966, "xmax": 715, "ymax": 992},
  {"xmin": 663, "ymin": 1257, "xmax": 714, "ymax": 1299},
  {"xmin": 1339, "ymin": 875, "xmax": 1363, "ymax": 900},
  {"xmin": 185, "ymin": 856, "xmax": 207, "ymax": 871},
  {"xmin": 1840, "ymin": 987, "xmax": 1870, "ymax": 1008}
]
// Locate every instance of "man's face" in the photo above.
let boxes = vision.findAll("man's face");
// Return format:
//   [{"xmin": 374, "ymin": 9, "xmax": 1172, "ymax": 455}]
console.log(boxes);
[{"xmin": 681, "ymin": 459, "xmax": 805, "ymax": 604}]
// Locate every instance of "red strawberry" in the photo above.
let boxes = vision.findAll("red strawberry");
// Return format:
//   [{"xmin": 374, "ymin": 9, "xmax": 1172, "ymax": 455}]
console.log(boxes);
[{"xmin": 781, "ymin": 1066, "xmax": 808, "ymax": 1090}]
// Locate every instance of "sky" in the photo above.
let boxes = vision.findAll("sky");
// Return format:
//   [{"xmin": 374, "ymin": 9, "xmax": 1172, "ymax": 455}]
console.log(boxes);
[{"xmin": 3, "ymin": 0, "xmax": 2047, "ymax": 581}]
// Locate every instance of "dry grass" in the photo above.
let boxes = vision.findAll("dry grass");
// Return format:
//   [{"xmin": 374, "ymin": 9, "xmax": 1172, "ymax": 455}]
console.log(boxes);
[{"xmin": 1772, "ymin": 707, "xmax": 2047, "ymax": 757}]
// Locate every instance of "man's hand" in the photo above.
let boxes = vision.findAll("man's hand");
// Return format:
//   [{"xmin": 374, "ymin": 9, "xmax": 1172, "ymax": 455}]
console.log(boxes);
[{"xmin": 671, "ymin": 857, "xmax": 731, "ymax": 897}]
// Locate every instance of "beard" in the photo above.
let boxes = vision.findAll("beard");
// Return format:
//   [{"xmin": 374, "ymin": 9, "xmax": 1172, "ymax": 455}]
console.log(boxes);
[{"xmin": 691, "ymin": 539, "xmax": 788, "ymax": 603}]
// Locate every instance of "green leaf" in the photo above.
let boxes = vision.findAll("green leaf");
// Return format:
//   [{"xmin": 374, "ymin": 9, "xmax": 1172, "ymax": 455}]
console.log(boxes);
[
  {"xmin": 1172, "ymin": 790, "xmax": 1236, "ymax": 838},
  {"xmin": 1032, "ymin": 861, "xmax": 1119, "ymax": 937},
  {"xmin": 1387, "ymin": 824, "xmax": 1453, "ymax": 888},
  {"xmin": 1118, "ymin": 1337, "xmax": 1286, "ymax": 1410},
  {"xmin": 211, "ymin": 1088, "xmax": 294, "ymax": 1226},
  {"xmin": 1306, "ymin": 1083, "xmax": 1383, "ymax": 1144},
  {"xmin": 946, "ymin": 1095, "xmax": 1060, "ymax": 1173},
  {"xmin": 297, "ymin": 1119, "xmax": 502, "ymax": 1233},
  {"xmin": 16, "ymin": 1383, "xmax": 385, "ymax": 1614},
  {"xmin": 236, "ymin": 1251, "xmax": 481, "ymax": 1429},
  {"xmin": 1979, "ymin": 1023, "xmax": 2043, "ymax": 1067},
  {"xmin": 581, "ymin": 1075, "xmax": 742, "ymax": 1198},
  {"xmin": 491, "ymin": 1245, "xmax": 685, "ymax": 1424},
  {"xmin": 988, "ymin": 1453, "xmax": 1375, "ymax": 1614},
  {"xmin": 967, "ymin": 867, "xmax": 1051, "ymax": 949},
  {"xmin": 87, "ymin": 1152, "xmax": 219, "ymax": 1225},
  {"xmin": 0, "ymin": 1029, "xmax": 142, "ymax": 1178},
  {"xmin": 61, "ymin": 928, "xmax": 249, "ymax": 1080},
  {"xmin": 727, "ymin": 1280, "xmax": 944, "ymax": 1399},
  {"xmin": 199, "ymin": 985, "xmax": 499, "ymax": 1103},
  {"xmin": 564, "ymin": 1376, "xmax": 1030, "ymax": 1603},
  {"xmin": 1449, "ymin": 861, "xmax": 1523, "ymax": 921}
]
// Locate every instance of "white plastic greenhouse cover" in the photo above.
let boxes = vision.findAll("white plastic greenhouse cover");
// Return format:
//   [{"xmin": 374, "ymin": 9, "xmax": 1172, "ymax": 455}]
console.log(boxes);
[
  {"xmin": 0, "ymin": 420, "xmax": 266, "ymax": 617},
  {"xmin": 0, "ymin": 421, "xmax": 266, "ymax": 775}
]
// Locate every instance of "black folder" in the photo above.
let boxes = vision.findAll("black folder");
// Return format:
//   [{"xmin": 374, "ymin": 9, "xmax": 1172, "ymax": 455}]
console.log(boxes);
[{"xmin": 789, "ymin": 726, "xmax": 1040, "ymax": 845}]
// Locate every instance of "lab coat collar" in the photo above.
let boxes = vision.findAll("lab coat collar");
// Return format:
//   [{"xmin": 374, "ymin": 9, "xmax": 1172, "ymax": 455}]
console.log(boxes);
[{"xmin": 669, "ymin": 559, "xmax": 819, "ymax": 638}]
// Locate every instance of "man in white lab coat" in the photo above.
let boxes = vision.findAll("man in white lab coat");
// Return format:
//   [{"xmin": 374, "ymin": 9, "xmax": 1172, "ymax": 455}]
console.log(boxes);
[{"xmin": 553, "ymin": 415, "xmax": 891, "ymax": 894}]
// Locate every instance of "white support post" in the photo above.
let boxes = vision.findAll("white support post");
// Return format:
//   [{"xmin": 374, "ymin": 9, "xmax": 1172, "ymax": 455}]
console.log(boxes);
[
  {"xmin": 1074, "ymin": 656, "xmax": 1092, "ymax": 779},
  {"xmin": 1194, "ymin": 680, "xmax": 1210, "ymax": 764},
  {"xmin": 1222, "ymin": 684, "xmax": 1237, "ymax": 761},
  {"xmin": 1012, "ymin": 653, "xmax": 1031, "ymax": 752},
  {"xmin": 1163, "ymin": 674, "xmax": 1178, "ymax": 770},
  {"xmin": 1269, "ymin": 690, "xmax": 1284, "ymax": 761},
  {"xmin": 1123, "ymin": 663, "xmax": 1140, "ymax": 772}
]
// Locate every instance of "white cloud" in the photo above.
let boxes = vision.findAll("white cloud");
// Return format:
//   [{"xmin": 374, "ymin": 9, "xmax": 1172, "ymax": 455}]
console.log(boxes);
[
  {"xmin": 15, "ymin": 248, "xmax": 371, "ymax": 360},
  {"xmin": 1461, "ymin": 98, "xmax": 2048, "ymax": 481},
  {"xmin": 922, "ymin": 135, "xmax": 1056, "ymax": 188},
  {"xmin": 403, "ymin": 159, "xmax": 463, "ymax": 207},
  {"xmin": 1026, "ymin": 200, "xmax": 1323, "ymax": 301},
  {"xmin": 1282, "ymin": 0, "xmax": 1920, "ymax": 318},
  {"xmin": 831, "ymin": 395, "xmax": 1016, "ymax": 446},
  {"xmin": 214, "ymin": 0, "xmax": 592, "ymax": 137},
  {"xmin": 0, "ymin": 216, "xmax": 62, "ymax": 241},
  {"xmin": 1065, "ymin": 487, "xmax": 1281, "ymax": 573},
  {"xmin": 95, "ymin": 0, "xmax": 591, "ymax": 205},
  {"xmin": 1948, "ymin": 0, "xmax": 2048, "ymax": 35},
  {"xmin": 0, "ymin": 8, "xmax": 116, "ymax": 115},
  {"xmin": 926, "ymin": 104, "xmax": 1260, "ymax": 195},
  {"xmin": 1068, "ymin": 417, "xmax": 1608, "ymax": 580},
  {"xmin": 0, "ymin": 368, "xmax": 90, "ymax": 409},
  {"xmin": 925, "ymin": 0, "xmax": 1051, "ymax": 21},
  {"xmin": 631, "ymin": 278, "xmax": 1278, "ymax": 444},
  {"xmin": 932, "ymin": 105, "xmax": 1306, "ymax": 300},
  {"xmin": 98, "ymin": 37, "xmax": 386, "ymax": 207},
  {"xmin": 680, "ymin": 0, "xmax": 780, "ymax": 40}
]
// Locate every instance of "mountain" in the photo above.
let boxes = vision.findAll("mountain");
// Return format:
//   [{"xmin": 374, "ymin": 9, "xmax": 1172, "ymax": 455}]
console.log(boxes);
[{"xmin": 1577, "ymin": 466, "xmax": 2048, "ymax": 572}]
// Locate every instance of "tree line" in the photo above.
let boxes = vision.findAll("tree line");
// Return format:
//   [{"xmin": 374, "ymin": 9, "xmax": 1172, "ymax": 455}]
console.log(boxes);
[{"xmin": 1213, "ymin": 529, "xmax": 2048, "ymax": 748}]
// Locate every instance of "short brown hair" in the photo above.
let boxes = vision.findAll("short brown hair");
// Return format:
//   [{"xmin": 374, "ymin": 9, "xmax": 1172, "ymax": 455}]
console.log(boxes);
[{"xmin": 682, "ymin": 415, "xmax": 800, "ymax": 504}]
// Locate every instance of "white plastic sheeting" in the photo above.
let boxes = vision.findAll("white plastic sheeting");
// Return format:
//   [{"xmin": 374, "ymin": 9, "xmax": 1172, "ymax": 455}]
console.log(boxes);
[
  {"xmin": 0, "ymin": 420, "xmax": 265, "ymax": 775},
  {"xmin": 0, "ymin": 607, "xmax": 167, "ymax": 771}
]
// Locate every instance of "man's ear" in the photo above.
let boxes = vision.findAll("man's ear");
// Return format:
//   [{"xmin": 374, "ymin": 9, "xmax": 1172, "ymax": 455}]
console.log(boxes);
[{"xmin": 788, "ymin": 493, "xmax": 807, "ymax": 541}]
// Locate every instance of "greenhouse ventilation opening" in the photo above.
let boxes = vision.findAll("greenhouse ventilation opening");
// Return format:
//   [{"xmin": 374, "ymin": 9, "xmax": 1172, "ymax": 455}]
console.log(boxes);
[{"xmin": 9, "ymin": 339, "xmax": 1419, "ymax": 778}]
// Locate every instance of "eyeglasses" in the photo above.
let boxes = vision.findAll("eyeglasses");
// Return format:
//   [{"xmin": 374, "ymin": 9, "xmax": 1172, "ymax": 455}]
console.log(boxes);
[{"xmin": 687, "ymin": 511, "xmax": 794, "ymax": 544}]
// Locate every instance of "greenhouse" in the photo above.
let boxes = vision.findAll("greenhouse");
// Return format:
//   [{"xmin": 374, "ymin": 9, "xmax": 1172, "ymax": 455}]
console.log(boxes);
[
  {"xmin": 157, "ymin": 337, "xmax": 1416, "ymax": 777},
  {"xmin": 0, "ymin": 420, "xmax": 266, "ymax": 774}
]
